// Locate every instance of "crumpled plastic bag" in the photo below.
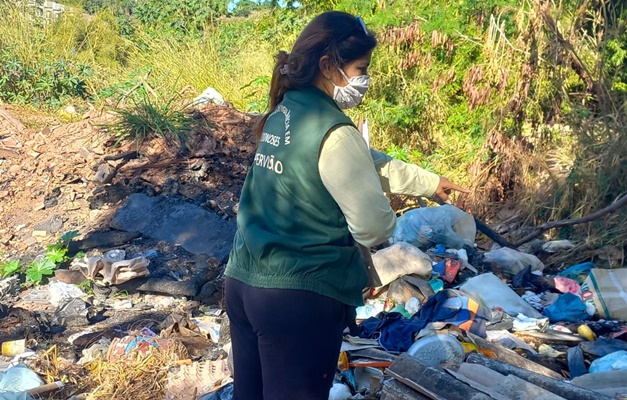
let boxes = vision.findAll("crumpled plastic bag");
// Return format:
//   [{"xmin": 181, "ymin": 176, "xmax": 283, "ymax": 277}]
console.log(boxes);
[
  {"xmin": 70, "ymin": 254, "xmax": 149, "ymax": 286},
  {"xmin": 590, "ymin": 350, "xmax": 627, "ymax": 373},
  {"xmin": 371, "ymin": 242, "xmax": 432, "ymax": 287},
  {"xmin": 48, "ymin": 281, "xmax": 85, "ymax": 307},
  {"xmin": 0, "ymin": 364, "xmax": 42, "ymax": 396},
  {"xmin": 390, "ymin": 205, "xmax": 476, "ymax": 249},
  {"xmin": 484, "ymin": 246, "xmax": 545, "ymax": 275}
]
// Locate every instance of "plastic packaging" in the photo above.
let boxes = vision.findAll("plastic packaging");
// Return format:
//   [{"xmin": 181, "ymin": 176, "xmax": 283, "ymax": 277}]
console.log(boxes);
[
  {"xmin": 48, "ymin": 281, "xmax": 85, "ymax": 307},
  {"xmin": 483, "ymin": 246, "xmax": 544, "ymax": 275},
  {"xmin": 428, "ymin": 278, "xmax": 444, "ymax": 293},
  {"xmin": 554, "ymin": 276, "xmax": 581, "ymax": 294},
  {"xmin": 559, "ymin": 262, "xmax": 595, "ymax": 283},
  {"xmin": 407, "ymin": 334, "xmax": 465, "ymax": 368},
  {"xmin": 460, "ymin": 273, "xmax": 544, "ymax": 318},
  {"xmin": 589, "ymin": 350, "xmax": 627, "ymax": 373},
  {"xmin": 328, "ymin": 383, "xmax": 352, "ymax": 400},
  {"xmin": 356, "ymin": 302, "xmax": 384, "ymax": 320},
  {"xmin": 371, "ymin": 242, "xmax": 432, "ymax": 287},
  {"xmin": 0, "ymin": 364, "xmax": 43, "ymax": 392},
  {"xmin": 390, "ymin": 205, "xmax": 476, "ymax": 249},
  {"xmin": 405, "ymin": 297, "xmax": 421, "ymax": 316},
  {"xmin": 1, "ymin": 340, "xmax": 26, "ymax": 357},
  {"xmin": 197, "ymin": 382, "xmax": 233, "ymax": 400}
]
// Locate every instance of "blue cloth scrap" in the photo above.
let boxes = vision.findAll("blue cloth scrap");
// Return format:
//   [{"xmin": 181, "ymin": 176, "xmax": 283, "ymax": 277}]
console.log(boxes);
[{"xmin": 359, "ymin": 312, "xmax": 427, "ymax": 352}]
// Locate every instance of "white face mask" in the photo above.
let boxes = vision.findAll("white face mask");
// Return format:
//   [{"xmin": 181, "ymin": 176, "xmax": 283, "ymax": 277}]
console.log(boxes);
[{"xmin": 332, "ymin": 67, "xmax": 370, "ymax": 109}]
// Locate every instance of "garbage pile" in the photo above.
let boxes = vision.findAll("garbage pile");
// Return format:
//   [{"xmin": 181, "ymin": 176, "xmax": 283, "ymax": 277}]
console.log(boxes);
[
  {"xmin": 1, "ymin": 204, "xmax": 626, "ymax": 400},
  {"xmin": 0, "ymin": 296, "xmax": 233, "ymax": 399},
  {"xmin": 332, "ymin": 205, "xmax": 627, "ymax": 400}
]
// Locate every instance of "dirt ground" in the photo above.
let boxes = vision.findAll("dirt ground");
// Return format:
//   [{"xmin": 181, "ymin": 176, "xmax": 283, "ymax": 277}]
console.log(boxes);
[
  {"xmin": 0, "ymin": 103, "xmax": 257, "ymax": 397},
  {"xmin": 0, "ymin": 103, "xmax": 256, "ymax": 259}
]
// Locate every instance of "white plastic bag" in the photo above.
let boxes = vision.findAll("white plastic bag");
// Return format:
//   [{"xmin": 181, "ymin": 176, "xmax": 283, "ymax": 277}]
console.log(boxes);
[
  {"xmin": 48, "ymin": 281, "xmax": 85, "ymax": 307},
  {"xmin": 460, "ymin": 273, "xmax": 543, "ymax": 318},
  {"xmin": 483, "ymin": 246, "xmax": 545, "ymax": 274},
  {"xmin": 371, "ymin": 242, "xmax": 432, "ymax": 287},
  {"xmin": 390, "ymin": 205, "xmax": 476, "ymax": 249}
]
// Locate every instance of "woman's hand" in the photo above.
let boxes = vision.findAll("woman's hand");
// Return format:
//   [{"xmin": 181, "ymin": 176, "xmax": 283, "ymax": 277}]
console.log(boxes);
[{"xmin": 433, "ymin": 176, "xmax": 470, "ymax": 204}]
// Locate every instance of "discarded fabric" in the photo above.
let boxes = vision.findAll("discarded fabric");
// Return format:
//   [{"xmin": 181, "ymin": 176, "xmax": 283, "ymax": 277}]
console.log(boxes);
[{"xmin": 543, "ymin": 293, "xmax": 591, "ymax": 323}]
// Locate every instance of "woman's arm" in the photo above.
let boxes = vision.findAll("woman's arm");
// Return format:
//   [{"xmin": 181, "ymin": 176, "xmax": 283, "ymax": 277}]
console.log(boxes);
[{"xmin": 319, "ymin": 125, "xmax": 396, "ymax": 247}]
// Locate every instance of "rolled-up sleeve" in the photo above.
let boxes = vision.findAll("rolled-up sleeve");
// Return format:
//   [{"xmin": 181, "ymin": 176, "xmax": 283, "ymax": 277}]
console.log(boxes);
[
  {"xmin": 319, "ymin": 125, "xmax": 396, "ymax": 247},
  {"xmin": 370, "ymin": 149, "xmax": 440, "ymax": 197}
]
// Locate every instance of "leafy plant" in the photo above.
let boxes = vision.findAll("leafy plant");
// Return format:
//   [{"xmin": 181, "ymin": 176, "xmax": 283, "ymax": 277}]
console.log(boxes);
[
  {"xmin": 0, "ymin": 50, "xmax": 92, "ymax": 107},
  {"xmin": 1, "ymin": 259, "xmax": 21, "ymax": 278},
  {"xmin": 24, "ymin": 230, "xmax": 79, "ymax": 285},
  {"xmin": 25, "ymin": 258, "xmax": 56, "ymax": 284},
  {"xmin": 386, "ymin": 143, "xmax": 410, "ymax": 163}
]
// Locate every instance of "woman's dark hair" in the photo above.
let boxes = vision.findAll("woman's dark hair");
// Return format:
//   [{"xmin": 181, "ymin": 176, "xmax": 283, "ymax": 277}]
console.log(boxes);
[{"xmin": 255, "ymin": 11, "xmax": 377, "ymax": 138}]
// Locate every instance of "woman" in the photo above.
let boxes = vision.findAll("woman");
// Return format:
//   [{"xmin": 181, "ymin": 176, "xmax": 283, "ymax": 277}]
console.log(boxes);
[{"xmin": 225, "ymin": 11, "xmax": 468, "ymax": 400}]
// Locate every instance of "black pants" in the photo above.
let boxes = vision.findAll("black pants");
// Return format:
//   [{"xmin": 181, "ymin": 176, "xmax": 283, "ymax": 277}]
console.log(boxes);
[{"xmin": 225, "ymin": 277, "xmax": 347, "ymax": 400}]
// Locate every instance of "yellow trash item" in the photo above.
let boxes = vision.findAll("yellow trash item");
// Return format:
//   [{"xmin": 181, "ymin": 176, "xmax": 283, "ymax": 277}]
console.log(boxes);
[{"xmin": 578, "ymin": 324, "xmax": 597, "ymax": 341}]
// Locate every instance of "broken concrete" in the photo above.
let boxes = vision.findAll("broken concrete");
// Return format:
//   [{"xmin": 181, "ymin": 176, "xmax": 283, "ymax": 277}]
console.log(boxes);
[{"xmin": 110, "ymin": 193, "xmax": 236, "ymax": 259}]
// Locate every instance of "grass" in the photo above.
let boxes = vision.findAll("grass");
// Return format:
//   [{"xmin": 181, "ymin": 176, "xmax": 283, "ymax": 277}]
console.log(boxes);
[
  {"xmin": 102, "ymin": 90, "xmax": 195, "ymax": 149},
  {"xmin": 0, "ymin": 1, "xmax": 625, "ymax": 268}
]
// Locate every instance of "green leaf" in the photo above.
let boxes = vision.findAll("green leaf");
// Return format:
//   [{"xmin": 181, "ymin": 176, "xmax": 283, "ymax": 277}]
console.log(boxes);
[
  {"xmin": 1, "ymin": 260, "xmax": 21, "ymax": 278},
  {"xmin": 25, "ymin": 259, "xmax": 57, "ymax": 284},
  {"xmin": 45, "ymin": 247, "xmax": 67, "ymax": 264},
  {"xmin": 60, "ymin": 230, "xmax": 80, "ymax": 246}
]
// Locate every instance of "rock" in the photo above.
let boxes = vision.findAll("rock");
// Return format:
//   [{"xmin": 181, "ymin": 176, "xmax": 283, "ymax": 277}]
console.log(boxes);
[
  {"xmin": 0, "ymin": 276, "xmax": 19, "ymax": 300},
  {"xmin": 111, "ymin": 193, "xmax": 236, "ymax": 258},
  {"xmin": 93, "ymin": 163, "xmax": 116, "ymax": 184},
  {"xmin": 33, "ymin": 214, "xmax": 63, "ymax": 234}
]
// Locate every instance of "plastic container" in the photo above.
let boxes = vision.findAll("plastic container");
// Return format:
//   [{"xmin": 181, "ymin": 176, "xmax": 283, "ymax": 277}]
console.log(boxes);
[{"xmin": 407, "ymin": 334, "xmax": 464, "ymax": 368}]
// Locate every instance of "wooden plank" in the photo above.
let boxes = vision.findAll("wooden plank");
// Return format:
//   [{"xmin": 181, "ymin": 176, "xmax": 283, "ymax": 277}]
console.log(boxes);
[
  {"xmin": 467, "ymin": 332, "xmax": 563, "ymax": 379},
  {"xmin": 385, "ymin": 353, "xmax": 493, "ymax": 400},
  {"xmin": 466, "ymin": 353, "xmax": 613, "ymax": 400}
]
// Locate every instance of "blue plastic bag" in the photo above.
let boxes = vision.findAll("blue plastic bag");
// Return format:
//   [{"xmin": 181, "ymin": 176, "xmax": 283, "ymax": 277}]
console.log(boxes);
[
  {"xmin": 559, "ymin": 262, "xmax": 594, "ymax": 283},
  {"xmin": 197, "ymin": 383, "xmax": 233, "ymax": 400},
  {"xmin": 590, "ymin": 350, "xmax": 627, "ymax": 373},
  {"xmin": 543, "ymin": 293, "xmax": 591, "ymax": 322}
]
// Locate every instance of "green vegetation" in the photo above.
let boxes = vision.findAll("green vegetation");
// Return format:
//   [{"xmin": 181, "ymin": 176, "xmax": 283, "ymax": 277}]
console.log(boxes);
[
  {"xmin": 102, "ymin": 87, "xmax": 194, "ymax": 148},
  {"xmin": 0, "ymin": 0, "xmax": 625, "ymax": 264},
  {"xmin": 0, "ymin": 259, "xmax": 21, "ymax": 278},
  {"xmin": 1, "ymin": 231, "xmax": 79, "ymax": 285}
]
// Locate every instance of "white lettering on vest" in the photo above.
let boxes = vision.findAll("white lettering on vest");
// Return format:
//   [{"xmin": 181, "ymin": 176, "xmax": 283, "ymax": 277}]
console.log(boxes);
[{"xmin": 254, "ymin": 152, "xmax": 284, "ymax": 175}]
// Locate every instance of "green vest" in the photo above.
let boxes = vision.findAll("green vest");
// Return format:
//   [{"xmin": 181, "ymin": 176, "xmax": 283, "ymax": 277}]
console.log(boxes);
[{"xmin": 225, "ymin": 87, "xmax": 367, "ymax": 306}]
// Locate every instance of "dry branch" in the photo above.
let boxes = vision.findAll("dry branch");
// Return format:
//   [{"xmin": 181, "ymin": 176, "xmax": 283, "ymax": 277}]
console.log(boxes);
[{"xmin": 514, "ymin": 193, "xmax": 627, "ymax": 247}]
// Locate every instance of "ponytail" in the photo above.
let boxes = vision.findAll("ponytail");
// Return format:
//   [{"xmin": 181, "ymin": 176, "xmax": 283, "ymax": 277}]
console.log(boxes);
[
  {"xmin": 255, "ymin": 50, "xmax": 293, "ymax": 139},
  {"xmin": 254, "ymin": 12, "xmax": 377, "ymax": 140}
]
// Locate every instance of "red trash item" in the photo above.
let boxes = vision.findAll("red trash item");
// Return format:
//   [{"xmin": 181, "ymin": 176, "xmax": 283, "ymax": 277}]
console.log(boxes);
[{"xmin": 444, "ymin": 259, "xmax": 462, "ymax": 283}]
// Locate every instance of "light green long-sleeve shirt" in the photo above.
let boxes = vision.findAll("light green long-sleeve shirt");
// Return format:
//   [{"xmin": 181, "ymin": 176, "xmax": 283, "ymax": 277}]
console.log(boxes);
[{"xmin": 319, "ymin": 125, "xmax": 440, "ymax": 247}]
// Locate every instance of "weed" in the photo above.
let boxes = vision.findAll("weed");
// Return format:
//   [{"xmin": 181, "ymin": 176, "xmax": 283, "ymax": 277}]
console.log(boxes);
[
  {"xmin": 102, "ymin": 89, "xmax": 194, "ymax": 149},
  {"xmin": 22, "ymin": 231, "xmax": 79, "ymax": 285},
  {"xmin": 25, "ymin": 258, "xmax": 56, "ymax": 284},
  {"xmin": 78, "ymin": 279, "xmax": 94, "ymax": 295},
  {"xmin": 1, "ymin": 259, "xmax": 21, "ymax": 278}
]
